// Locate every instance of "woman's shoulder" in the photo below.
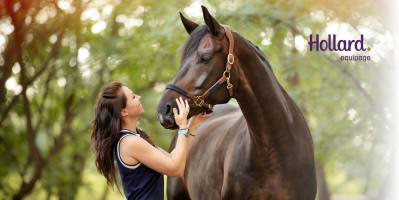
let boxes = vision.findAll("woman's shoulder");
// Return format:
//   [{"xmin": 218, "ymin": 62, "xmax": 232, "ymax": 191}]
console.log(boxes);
[{"xmin": 119, "ymin": 134, "xmax": 152, "ymax": 153}]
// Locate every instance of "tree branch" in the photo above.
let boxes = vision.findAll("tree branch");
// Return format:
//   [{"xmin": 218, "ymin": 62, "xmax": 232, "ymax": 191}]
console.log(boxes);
[
  {"xmin": 322, "ymin": 55, "xmax": 392, "ymax": 132},
  {"xmin": 0, "ymin": 31, "xmax": 64, "ymax": 129},
  {"xmin": 35, "ymin": 69, "xmax": 55, "ymax": 129},
  {"xmin": 12, "ymin": 91, "xmax": 76, "ymax": 200},
  {"xmin": 0, "ymin": 0, "xmax": 30, "ymax": 106}
]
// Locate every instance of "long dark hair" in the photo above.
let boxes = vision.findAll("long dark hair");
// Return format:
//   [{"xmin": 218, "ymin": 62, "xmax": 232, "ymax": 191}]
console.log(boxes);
[{"xmin": 91, "ymin": 81, "xmax": 156, "ymax": 186}]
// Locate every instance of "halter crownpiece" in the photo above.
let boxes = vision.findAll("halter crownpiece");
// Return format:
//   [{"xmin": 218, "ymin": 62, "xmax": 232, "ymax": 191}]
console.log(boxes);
[{"xmin": 166, "ymin": 25, "xmax": 235, "ymax": 113}]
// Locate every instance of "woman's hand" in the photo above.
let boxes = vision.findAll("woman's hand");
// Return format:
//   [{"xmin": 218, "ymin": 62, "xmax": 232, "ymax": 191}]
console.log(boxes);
[
  {"xmin": 173, "ymin": 97, "xmax": 190, "ymax": 129},
  {"xmin": 188, "ymin": 112, "xmax": 210, "ymax": 130}
]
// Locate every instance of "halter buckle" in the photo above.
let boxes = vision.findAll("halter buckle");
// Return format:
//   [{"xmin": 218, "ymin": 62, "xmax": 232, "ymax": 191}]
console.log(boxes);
[
  {"xmin": 227, "ymin": 53, "xmax": 234, "ymax": 64},
  {"xmin": 227, "ymin": 82, "xmax": 233, "ymax": 89}
]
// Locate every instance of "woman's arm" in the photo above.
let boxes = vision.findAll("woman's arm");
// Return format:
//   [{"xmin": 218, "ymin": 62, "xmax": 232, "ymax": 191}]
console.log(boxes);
[
  {"xmin": 122, "ymin": 97, "xmax": 207, "ymax": 177},
  {"xmin": 157, "ymin": 147, "xmax": 170, "ymax": 156},
  {"xmin": 122, "ymin": 133, "xmax": 192, "ymax": 176}
]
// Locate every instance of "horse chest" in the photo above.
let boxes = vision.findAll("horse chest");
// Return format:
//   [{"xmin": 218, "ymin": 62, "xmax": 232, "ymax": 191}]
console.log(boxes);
[
  {"xmin": 184, "ymin": 126, "xmax": 294, "ymax": 200},
  {"xmin": 184, "ymin": 124, "xmax": 254, "ymax": 199}
]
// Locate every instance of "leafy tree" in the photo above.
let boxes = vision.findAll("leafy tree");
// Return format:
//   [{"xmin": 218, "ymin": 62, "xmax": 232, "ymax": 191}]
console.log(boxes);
[{"xmin": 0, "ymin": 0, "xmax": 395, "ymax": 199}]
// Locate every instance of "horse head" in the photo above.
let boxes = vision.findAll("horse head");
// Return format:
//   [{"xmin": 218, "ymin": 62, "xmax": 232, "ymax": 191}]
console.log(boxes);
[{"xmin": 157, "ymin": 6, "xmax": 239, "ymax": 129}]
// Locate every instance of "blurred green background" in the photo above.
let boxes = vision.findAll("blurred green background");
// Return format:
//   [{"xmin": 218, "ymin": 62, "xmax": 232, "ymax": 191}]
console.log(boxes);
[{"xmin": 0, "ymin": 0, "xmax": 397, "ymax": 199}]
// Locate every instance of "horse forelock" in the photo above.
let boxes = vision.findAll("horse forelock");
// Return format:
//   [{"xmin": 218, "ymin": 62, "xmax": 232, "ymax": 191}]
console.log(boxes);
[{"xmin": 181, "ymin": 25, "xmax": 210, "ymax": 63}]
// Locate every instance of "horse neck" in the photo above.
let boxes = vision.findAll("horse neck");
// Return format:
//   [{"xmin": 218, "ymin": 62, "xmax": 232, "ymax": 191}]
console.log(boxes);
[{"xmin": 232, "ymin": 36, "xmax": 294, "ymax": 147}]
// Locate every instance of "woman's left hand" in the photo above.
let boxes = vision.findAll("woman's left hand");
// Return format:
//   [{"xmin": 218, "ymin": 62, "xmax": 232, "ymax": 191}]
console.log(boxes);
[{"xmin": 173, "ymin": 97, "xmax": 190, "ymax": 129}]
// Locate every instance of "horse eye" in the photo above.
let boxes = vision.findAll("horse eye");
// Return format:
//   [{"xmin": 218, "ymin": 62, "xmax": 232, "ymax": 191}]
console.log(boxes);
[{"xmin": 198, "ymin": 54, "xmax": 212, "ymax": 64}]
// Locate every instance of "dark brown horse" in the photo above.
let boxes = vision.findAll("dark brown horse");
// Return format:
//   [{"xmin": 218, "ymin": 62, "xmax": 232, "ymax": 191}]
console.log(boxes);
[{"xmin": 157, "ymin": 6, "xmax": 317, "ymax": 200}]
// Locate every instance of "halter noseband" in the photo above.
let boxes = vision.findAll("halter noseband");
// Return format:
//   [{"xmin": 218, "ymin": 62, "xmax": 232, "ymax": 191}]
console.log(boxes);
[{"xmin": 165, "ymin": 25, "xmax": 235, "ymax": 113}]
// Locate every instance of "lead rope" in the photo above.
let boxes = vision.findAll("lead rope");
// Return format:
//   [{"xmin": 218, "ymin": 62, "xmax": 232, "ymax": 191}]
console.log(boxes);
[{"xmin": 164, "ymin": 175, "xmax": 168, "ymax": 200}]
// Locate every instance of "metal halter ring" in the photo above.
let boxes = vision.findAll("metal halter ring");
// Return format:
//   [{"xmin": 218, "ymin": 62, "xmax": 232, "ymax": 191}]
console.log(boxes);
[
  {"xmin": 223, "ymin": 71, "xmax": 231, "ymax": 79},
  {"xmin": 227, "ymin": 53, "xmax": 234, "ymax": 64}
]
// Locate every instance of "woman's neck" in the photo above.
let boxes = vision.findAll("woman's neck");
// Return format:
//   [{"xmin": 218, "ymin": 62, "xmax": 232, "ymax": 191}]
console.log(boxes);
[{"xmin": 121, "ymin": 118, "xmax": 138, "ymax": 132}]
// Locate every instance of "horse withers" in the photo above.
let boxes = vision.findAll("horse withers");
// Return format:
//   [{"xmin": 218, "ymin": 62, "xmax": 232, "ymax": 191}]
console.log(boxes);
[{"xmin": 157, "ymin": 6, "xmax": 317, "ymax": 200}]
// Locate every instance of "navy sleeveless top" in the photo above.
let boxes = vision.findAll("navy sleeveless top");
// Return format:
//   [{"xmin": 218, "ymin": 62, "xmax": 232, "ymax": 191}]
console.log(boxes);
[{"xmin": 115, "ymin": 129, "xmax": 164, "ymax": 200}]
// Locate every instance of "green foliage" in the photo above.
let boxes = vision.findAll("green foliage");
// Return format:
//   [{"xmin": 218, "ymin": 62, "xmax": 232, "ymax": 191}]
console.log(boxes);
[{"xmin": 0, "ymin": 0, "xmax": 395, "ymax": 199}]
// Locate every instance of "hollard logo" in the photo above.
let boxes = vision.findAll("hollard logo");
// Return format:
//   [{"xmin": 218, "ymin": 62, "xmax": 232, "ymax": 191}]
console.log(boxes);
[{"xmin": 308, "ymin": 34, "xmax": 371, "ymax": 52}]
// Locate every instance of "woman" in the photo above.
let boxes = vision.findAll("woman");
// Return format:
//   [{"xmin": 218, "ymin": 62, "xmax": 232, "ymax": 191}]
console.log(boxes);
[{"xmin": 91, "ymin": 81, "xmax": 208, "ymax": 200}]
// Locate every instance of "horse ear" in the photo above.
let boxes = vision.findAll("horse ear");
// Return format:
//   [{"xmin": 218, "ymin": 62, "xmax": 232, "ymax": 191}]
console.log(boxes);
[
  {"xmin": 179, "ymin": 12, "xmax": 198, "ymax": 34},
  {"xmin": 201, "ymin": 5, "xmax": 222, "ymax": 36}
]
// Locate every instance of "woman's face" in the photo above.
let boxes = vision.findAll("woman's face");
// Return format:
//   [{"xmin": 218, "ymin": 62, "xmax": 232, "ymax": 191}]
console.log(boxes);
[{"xmin": 121, "ymin": 86, "xmax": 144, "ymax": 118}]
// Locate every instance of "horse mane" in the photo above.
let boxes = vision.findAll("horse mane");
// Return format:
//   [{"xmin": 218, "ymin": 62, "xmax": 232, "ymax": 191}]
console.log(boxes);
[
  {"xmin": 244, "ymin": 39, "xmax": 267, "ymax": 61},
  {"xmin": 238, "ymin": 33, "xmax": 294, "ymax": 123},
  {"xmin": 241, "ymin": 36, "xmax": 276, "ymax": 72}
]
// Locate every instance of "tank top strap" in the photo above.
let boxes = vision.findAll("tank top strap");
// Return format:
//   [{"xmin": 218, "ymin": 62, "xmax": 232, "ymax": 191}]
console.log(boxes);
[
  {"xmin": 117, "ymin": 130, "xmax": 141, "ymax": 169},
  {"xmin": 120, "ymin": 129, "xmax": 140, "ymax": 135}
]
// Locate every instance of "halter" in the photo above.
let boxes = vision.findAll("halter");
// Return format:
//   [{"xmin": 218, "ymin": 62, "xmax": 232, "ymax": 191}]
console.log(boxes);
[{"xmin": 165, "ymin": 25, "xmax": 235, "ymax": 113}]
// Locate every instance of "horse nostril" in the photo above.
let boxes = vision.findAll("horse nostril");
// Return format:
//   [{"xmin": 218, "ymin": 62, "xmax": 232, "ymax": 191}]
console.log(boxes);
[{"xmin": 165, "ymin": 104, "xmax": 172, "ymax": 115}]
